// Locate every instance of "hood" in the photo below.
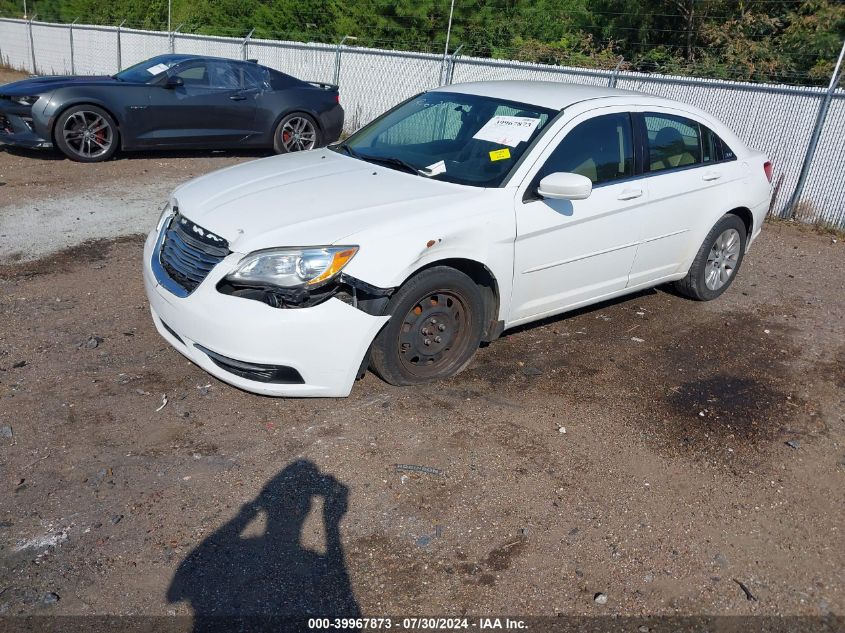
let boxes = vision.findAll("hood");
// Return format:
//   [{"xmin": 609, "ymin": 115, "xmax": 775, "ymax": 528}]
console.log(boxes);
[
  {"xmin": 0, "ymin": 75, "xmax": 119, "ymax": 95},
  {"xmin": 171, "ymin": 150, "xmax": 477, "ymax": 252}
]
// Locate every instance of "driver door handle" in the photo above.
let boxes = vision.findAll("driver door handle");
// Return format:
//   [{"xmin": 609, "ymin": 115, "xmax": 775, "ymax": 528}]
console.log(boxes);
[
  {"xmin": 229, "ymin": 93, "xmax": 247, "ymax": 101},
  {"xmin": 702, "ymin": 171, "xmax": 722, "ymax": 181},
  {"xmin": 617, "ymin": 188, "xmax": 643, "ymax": 201}
]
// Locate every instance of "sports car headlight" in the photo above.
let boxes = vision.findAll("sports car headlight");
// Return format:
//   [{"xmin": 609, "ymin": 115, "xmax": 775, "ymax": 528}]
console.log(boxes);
[
  {"xmin": 226, "ymin": 246, "xmax": 358, "ymax": 289},
  {"xmin": 13, "ymin": 95, "xmax": 39, "ymax": 106}
]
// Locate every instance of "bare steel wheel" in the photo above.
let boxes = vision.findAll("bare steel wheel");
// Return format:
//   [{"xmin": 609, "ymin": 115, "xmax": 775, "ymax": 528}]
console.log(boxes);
[
  {"xmin": 674, "ymin": 213, "xmax": 747, "ymax": 301},
  {"xmin": 273, "ymin": 113, "xmax": 319, "ymax": 154},
  {"xmin": 398, "ymin": 290, "xmax": 471, "ymax": 379},
  {"xmin": 54, "ymin": 104, "xmax": 118, "ymax": 162},
  {"xmin": 370, "ymin": 267, "xmax": 485, "ymax": 386}
]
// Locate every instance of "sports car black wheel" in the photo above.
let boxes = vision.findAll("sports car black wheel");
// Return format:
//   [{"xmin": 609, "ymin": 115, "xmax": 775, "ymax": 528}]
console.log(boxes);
[
  {"xmin": 370, "ymin": 266, "xmax": 485, "ymax": 386},
  {"xmin": 54, "ymin": 104, "xmax": 119, "ymax": 163},
  {"xmin": 273, "ymin": 113, "xmax": 320, "ymax": 154}
]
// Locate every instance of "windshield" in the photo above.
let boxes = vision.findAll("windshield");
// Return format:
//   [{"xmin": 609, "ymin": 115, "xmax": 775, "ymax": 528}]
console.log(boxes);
[
  {"xmin": 114, "ymin": 55, "xmax": 181, "ymax": 83},
  {"xmin": 335, "ymin": 92, "xmax": 557, "ymax": 187}
]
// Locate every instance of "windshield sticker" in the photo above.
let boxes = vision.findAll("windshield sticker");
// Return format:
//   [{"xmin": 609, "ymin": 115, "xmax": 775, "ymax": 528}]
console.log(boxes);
[
  {"xmin": 146, "ymin": 63, "xmax": 170, "ymax": 75},
  {"xmin": 473, "ymin": 116, "xmax": 541, "ymax": 147},
  {"xmin": 489, "ymin": 148, "xmax": 511, "ymax": 162},
  {"xmin": 423, "ymin": 160, "xmax": 447, "ymax": 176}
]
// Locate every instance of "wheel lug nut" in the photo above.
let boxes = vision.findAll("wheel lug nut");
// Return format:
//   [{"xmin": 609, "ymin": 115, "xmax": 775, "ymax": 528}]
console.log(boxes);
[
  {"xmin": 421, "ymin": 328, "xmax": 429, "ymax": 335},
  {"xmin": 424, "ymin": 339, "xmax": 431, "ymax": 346},
  {"xmin": 434, "ymin": 336, "xmax": 442, "ymax": 343},
  {"xmin": 437, "ymin": 324, "xmax": 446, "ymax": 331}
]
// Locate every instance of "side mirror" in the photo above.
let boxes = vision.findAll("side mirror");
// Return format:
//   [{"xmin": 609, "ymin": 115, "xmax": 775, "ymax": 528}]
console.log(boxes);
[
  {"xmin": 537, "ymin": 172, "xmax": 592, "ymax": 200},
  {"xmin": 165, "ymin": 75, "xmax": 184, "ymax": 88}
]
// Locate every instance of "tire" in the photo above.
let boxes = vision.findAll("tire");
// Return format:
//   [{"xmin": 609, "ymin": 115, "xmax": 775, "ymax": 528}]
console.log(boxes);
[
  {"xmin": 370, "ymin": 266, "xmax": 486, "ymax": 386},
  {"xmin": 54, "ymin": 104, "xmax": 119, "ymax": 163},
  {"xmin": 273, "ymin": 112, "xmax": 320, "ymax": 154},
  {"xmin": 674, "ymin": 213, "xmax": 747, "ymax": 301}
]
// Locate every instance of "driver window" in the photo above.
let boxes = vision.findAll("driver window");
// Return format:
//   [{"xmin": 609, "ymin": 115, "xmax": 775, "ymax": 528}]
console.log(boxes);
[
  {"xmin": 173, "ymin": 63, "xmax": 209, "ymax": 87},
  {"xmin": 530, "ymin": 112, "xmax": 634, "ymax": 196}
]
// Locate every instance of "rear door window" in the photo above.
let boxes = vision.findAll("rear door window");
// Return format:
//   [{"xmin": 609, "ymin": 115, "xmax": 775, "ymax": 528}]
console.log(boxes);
[{"xmin": 644, "ymin": 113, "xmax": 702, "ymax": 173}]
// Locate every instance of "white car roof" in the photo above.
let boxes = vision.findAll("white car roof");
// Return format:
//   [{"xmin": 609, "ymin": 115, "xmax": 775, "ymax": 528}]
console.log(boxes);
[{"xmin": 433, "ymin": 80, "xmax": 652, "ymax": 111}]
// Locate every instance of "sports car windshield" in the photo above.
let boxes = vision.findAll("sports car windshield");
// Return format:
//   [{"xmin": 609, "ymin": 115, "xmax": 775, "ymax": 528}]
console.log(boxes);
[
  {"xmin": 114, "ymin": 55, "xmax": 182, "ymax": 83},
  {"xmin": 335, "ymin": 92, "xmax": 557, "ymax": 187}
]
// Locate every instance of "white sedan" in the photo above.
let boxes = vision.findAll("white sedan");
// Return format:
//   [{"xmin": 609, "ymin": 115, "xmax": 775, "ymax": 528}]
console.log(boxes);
[{"xmin": 142, "ymin": 81, "xmax": 773, "ymax": 397}]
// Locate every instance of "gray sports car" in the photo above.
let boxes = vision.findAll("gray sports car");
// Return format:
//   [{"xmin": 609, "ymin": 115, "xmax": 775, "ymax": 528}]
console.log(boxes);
[{"xmin": 0, "ymin": 54, "xmax": 344, "ymax": 162}]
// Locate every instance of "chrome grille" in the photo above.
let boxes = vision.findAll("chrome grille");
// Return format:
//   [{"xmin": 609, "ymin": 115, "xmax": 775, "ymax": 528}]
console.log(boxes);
[{"xmin": 158, "ymin": 213, "xmax": 229, "ymax": 294}]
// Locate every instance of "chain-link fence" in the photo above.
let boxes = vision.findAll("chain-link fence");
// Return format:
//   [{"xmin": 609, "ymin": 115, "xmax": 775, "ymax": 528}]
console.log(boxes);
[{"xmin": 1, "ymin": 17, "xmax": 843, "ymax": 228}]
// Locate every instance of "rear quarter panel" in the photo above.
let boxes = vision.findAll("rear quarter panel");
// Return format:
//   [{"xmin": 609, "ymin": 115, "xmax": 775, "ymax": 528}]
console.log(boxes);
[{"xmin": 257, "ymin": 87, "xmax": 344, "ymax": 145}]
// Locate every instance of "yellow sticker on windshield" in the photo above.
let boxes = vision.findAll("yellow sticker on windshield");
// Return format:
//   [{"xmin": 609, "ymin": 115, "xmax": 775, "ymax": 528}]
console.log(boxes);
[{"xmin": 489, "ymin": 148, "xmax": 511, "ymax": 162}]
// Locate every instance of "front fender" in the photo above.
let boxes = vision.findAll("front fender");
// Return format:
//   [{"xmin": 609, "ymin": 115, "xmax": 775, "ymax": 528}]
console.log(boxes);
[
  {"xmin": 40, "ymin": 92, "xmax": 125, "ymax": 139},
  {"xmin": 341, "ymin": 200, "xmax": 516, "ymax": 322}
]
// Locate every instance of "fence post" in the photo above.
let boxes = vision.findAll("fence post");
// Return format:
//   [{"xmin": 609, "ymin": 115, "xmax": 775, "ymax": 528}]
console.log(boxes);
[
  {"xmin": 27, "ymin": 13, "xmax": 37, "ymax": 74},
  {"xmin": 608, "ymin": 56, "xmax": 624, "ymax": 88},
  {"xmin": 69, "ymin": 18, "xmax": 78, "ymax": 74},
  {"xmin": 169, "ymin": 23, "xmax": 182, "ymax": 54},
  {"xmin": 333, "ymin": 35, "xmax": 356, "ymax": 86},
  {"xmin": 241, "ymin": 27, "xmax": 255, "ymax": 61},
  {"xmin": 447, "ymin": 44, "xmax": 464, "ymax": 85},
  {"xmin": 116, "ymin": 19, "xmax": 126, "ymax": 72},
  {"xmin": 786, "ymin": 38, "xmax": 845, "ymax": 218}
]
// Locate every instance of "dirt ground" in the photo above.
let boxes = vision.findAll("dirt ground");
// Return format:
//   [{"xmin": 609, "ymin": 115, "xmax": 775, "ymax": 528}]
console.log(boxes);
[{"xmin": 0, "ymin": 132, "xmax": 843, "ymax": 627}]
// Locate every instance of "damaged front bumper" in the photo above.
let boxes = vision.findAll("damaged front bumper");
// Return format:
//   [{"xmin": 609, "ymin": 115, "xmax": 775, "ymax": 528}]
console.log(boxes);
[
  {"xmin": 0, "ymin": 102, "xmax": 52, "ymax": 149},
  {"xmin": 142, "ymin": 229, "xmax": 390, "ymax": 397}
]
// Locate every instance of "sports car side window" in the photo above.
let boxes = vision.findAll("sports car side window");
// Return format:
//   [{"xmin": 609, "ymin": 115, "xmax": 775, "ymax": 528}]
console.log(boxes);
[
  {"xmin": 207, "ymin": 62, "xmax": 242, "ymax": 90},
  {"xmin": 174, "ymin": 63, "xmax": 209, "ymax": 87},
  {"xmin": 242, "ymin": 64, "xmax": 271, "ymax": 90}
]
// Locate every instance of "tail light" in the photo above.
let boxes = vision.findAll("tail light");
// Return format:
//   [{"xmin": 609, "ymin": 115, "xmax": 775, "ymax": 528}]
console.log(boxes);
[
  {"xmin": 335, "ymin": 94, "xmax": 340, "ymax": 104},
  {"xmin": 763, "ymin": 161, "xmax": 773, "ymax": 183}
]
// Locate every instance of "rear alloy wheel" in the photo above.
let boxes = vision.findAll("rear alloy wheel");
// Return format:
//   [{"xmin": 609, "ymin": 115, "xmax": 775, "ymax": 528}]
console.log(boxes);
[
  {"xmin": 54, "ymin": 105, "xmax": 118, "ymax": 162},
  {"xmin": 674, "ymin": 213, "xmax": 747, "ymax": 301},
  {"xmin": 370, "ymin": 267, "xmax": 485, "ymax": 386},
  {"xmin": 273, "ymin": 113, "xmax": 319, "ymax": 154}
]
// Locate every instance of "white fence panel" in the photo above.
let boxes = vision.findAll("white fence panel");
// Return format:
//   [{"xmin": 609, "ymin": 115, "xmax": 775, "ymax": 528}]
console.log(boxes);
[
  {"xmin": 121, "ymin": 28, "xmax": 170, "ymax": 69},
  {"xmin": 338, "ymin": 48, "xmax": 442, "ymax": 129},
  {"xmin": 802, "ymin": 98, "xmax": 845, "ymax": 226},
  {"xmin": 72, "ymin": 24, "xmax": 118, "ymax": 74},
  {"xmin": 0, "ymin": 19, "xmax": 31, "ymax": 71},
  {"xmin": 173, "ymin": 33, "xmax": 241, "ymax": 61},
  {"xmin": 31, "ymin": 22, "xmax": 72, "ymax": 74},
  {"xmin": 248, "ymin": 39, "xmax": 335, "ymax": 85}
]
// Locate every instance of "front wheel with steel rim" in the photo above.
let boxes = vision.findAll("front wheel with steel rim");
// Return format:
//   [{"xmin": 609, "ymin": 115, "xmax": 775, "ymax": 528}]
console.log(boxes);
[
  {"xmin": 54, "ymin": 104, "xmax": 119, "ymax": 163},
  {"xmin": 370, "ymin": 267, "xmax": 486, "ymax": 386},
  {"xmin": 674, "ymin": 213, "xmax": 747, "ymax": 301},
  {"xmin": 273, "ymin": 113, "xmax": 320, "ymax": 154}
]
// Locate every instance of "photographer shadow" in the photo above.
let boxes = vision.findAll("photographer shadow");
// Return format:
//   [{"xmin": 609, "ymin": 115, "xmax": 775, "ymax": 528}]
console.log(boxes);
[{"xmin": 167, "ymin": 459, "xmax": 360, "ymax": 631}]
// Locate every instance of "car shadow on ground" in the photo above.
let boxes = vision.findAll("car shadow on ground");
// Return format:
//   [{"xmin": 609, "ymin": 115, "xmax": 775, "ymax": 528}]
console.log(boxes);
[
  {"xmin": 499, "ymin": 286, "xmax": 661, "ymax": 339},
  {"xmin": 167, "ymin": 460, "xmax": 360, "ymax": 632}
]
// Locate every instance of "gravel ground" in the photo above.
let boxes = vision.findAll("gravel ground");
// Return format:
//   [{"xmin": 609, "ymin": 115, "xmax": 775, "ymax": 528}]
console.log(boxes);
[{"xmin": 0, "ymin": 133, "xmax": 843, "ymax": 624}]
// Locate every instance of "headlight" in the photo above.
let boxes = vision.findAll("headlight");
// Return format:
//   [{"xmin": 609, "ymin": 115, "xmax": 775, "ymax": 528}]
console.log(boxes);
[
  {"xmin": 226, "ymin": 246, "xmax": 358, "ymax": 289},
  {"xmin": 13, "ymin": 95, "xmax": 39, "ymax": 106}
]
